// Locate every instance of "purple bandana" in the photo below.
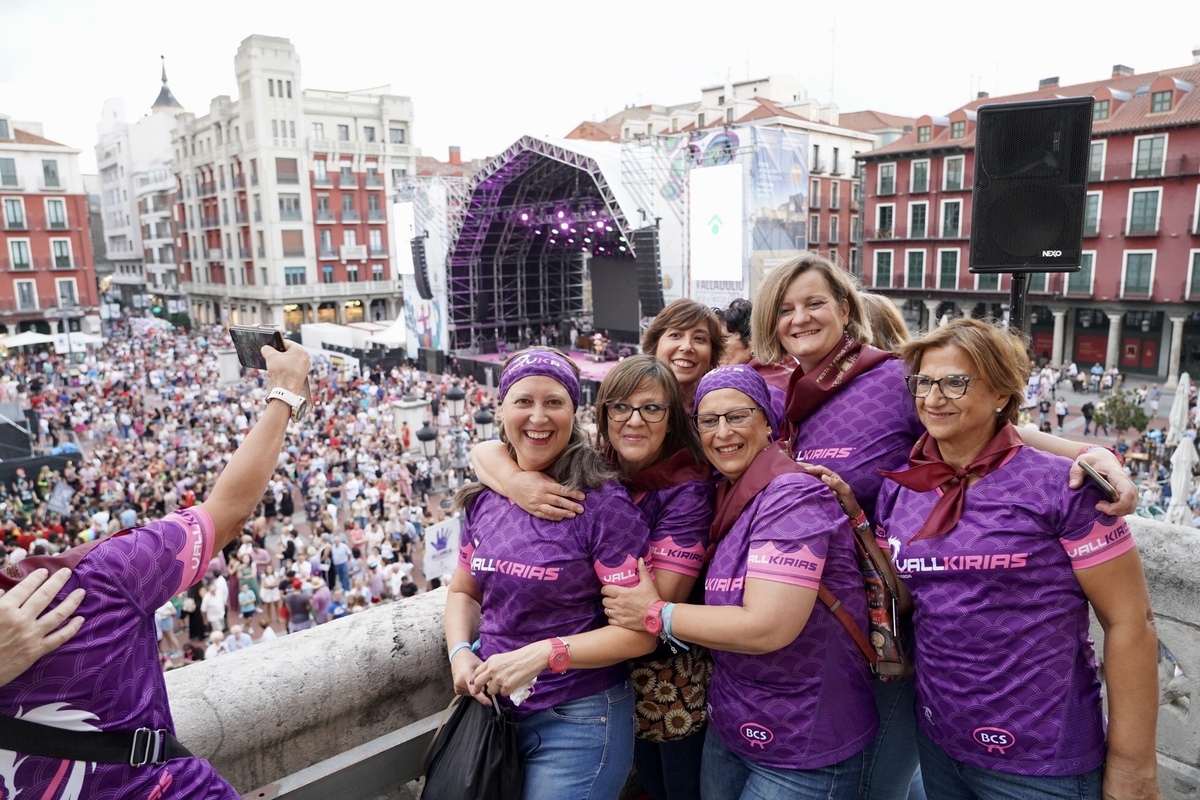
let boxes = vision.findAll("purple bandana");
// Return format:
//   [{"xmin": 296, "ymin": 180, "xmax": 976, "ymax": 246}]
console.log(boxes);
[
  {"xmin": 694, "ymin": 365, "xmax": 781, "ymax": 438},
  {"xmin": 499, "ymin": 350, "xmax": 581, "ymax": 407}
]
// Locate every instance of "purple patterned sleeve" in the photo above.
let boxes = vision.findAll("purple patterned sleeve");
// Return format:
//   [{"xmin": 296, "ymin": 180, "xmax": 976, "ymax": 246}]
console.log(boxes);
[
  {"xmin": 103, "ymin": 509, "xmax": 216, "ymax": 613},
  {"xmin": 643, "ymin": 480, "xmax": 714, "ymax": 578},
  {"xmin": 590, "ymin": 482, "xmax": 653, "ymax": 587}
]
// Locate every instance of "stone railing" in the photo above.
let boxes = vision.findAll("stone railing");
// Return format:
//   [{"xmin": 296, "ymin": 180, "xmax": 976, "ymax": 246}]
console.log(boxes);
[{"xmin": 167, "ymin": 518, "xmax": 1200, "ymax": 799}]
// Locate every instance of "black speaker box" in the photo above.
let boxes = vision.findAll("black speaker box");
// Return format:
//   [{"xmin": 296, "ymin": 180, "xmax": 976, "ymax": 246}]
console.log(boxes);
[
  {"xmin": 969, "ymin": 96, "xmax": 1093, "ymax": 273},
  {"xmin": 411, "ymin": 236, "xmax": 433, "ymax": 300},
  {"xmin": 632, "ymin": 227, "xmax": 665, "ymax": 317},
  {"xmin": 418, "ymin": 347, "xmax": 445, "ymax": 375}
]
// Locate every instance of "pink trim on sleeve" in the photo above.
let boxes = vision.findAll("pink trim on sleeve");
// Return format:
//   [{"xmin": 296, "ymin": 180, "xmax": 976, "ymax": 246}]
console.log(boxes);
[
  {"xmin": 595, "ymin": 554, "xmax": 643, "ymax": 587},
  {"xmin": 459, "ymin": 540, "xmax": 477, "ymax": 571},
  {"xmin": 648, "ymin": 535, "xmax": 707, "ymax": 578},
  {"xmin": 1061, "ymin": 518, "xmax": 1135, "ymax": 570},
  {"xmin": 171, "ymin": 507, "xmax": 215, "ymax": 595},
  {"xmin": 745, "ymin": 542, "xmax": 824, "ymax": 589}
]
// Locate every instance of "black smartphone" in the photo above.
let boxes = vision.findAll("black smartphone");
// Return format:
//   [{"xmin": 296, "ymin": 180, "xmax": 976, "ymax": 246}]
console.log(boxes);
[
  {"xmin": 229, "ymin": 325, "xmax": 285, "ymax": 370},
  {"xmin": 1079, "ymin": 460, "xmax": 1118, "ymax": 502}
]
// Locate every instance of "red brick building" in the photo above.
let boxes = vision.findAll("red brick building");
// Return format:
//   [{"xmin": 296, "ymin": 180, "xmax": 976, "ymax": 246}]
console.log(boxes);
[
  {"xmin": 856, "ymin": 57, "xmax": 1200, "ymax": 384},
  {"xmin": 0, "ymin": 115, "xmax": 97, "ymax": 336}
]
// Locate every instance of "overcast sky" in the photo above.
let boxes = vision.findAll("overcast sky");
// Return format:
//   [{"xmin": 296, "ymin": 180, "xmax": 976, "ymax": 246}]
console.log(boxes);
[{"xmin": 3, "ymin": 0, "xmax": 1198, "ymax": 173}]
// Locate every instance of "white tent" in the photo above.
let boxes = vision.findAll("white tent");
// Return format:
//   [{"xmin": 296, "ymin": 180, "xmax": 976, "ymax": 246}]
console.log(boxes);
[
  {"xmin": 365, "ymin": 318, "xmax": 407, "ymax": 349},
  {"xmin": 0, "ymin": 331, "xmax": 55, "ymax": 348},
  {"xmin": 1165, "ymin": 439, "xmax": 1199, "ymax": 526}
]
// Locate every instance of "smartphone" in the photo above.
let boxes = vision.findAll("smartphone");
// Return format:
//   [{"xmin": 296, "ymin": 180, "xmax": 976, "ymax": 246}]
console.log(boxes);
[
  {"xmin": 1079, "ymin": 460, "xmax": 1119, "ymax": 502},
  {"xmin": 229, "ymin": 325, "xmax": 285, "ymax": 370}
]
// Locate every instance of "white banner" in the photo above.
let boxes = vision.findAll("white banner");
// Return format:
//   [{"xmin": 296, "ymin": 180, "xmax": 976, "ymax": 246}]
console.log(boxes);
[
  {"xmin": 422, "ymin": 517, "xmax": 462, "ymax": 581},
  {"xmin": 688, "ymin": 162, "xmax": 744, "ymax": 282}
]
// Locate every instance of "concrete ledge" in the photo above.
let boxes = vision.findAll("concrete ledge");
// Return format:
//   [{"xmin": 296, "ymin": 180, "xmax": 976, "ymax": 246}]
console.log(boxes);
[{"xmin": 166, "ymin": 588, "xmax": 452, "ymax": 793}]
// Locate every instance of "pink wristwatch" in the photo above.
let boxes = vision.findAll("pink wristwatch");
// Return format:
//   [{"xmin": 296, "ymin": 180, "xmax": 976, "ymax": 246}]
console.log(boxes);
[
  {"xmin": 548, "ymin": 637, "xmax": 571, "ymax": 674},
  {"xmin": 643, "ymin": 600, "xmax": 668, "ymax": 637}
]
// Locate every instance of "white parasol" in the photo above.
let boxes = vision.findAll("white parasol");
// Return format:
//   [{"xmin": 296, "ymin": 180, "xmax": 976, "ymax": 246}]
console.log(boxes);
[
  {"xmin": 1166, "ymin": 373, "xmax": 1192, "ymax": 447},
  {"xmin": 1165, "ymin": 438, "xmax": 1199, "ymax": 526}
]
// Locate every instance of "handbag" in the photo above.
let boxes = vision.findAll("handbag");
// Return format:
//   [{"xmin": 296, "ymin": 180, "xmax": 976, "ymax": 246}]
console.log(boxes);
[
  {"xmin": 631, "ymin": 643, "xmax": 713, "ymax": 743},
  {"xmin": 423, "ymin": 694, "xmax": 523, "ymax": 800}
]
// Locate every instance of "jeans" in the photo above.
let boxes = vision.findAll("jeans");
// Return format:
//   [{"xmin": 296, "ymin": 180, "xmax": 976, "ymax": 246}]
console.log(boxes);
[
  {"xmin": 517, "ymin": 681, "xmax": 635, "ymax": 800},
  {"xmin": 634, "ymin": 729, "xmax": 706, "ymax": 800},
  {"xmin": 332, "ymin": 561, "xmax": 351, "ymax": 591},
  {"xmin": 916, "ymin": 731, "xmax": 1102, "ymax": 800},
  {"xmin": 700, "ymin": 727, "xmax": 864, "ymax": 800},
  {"xmin": 860, "ymin": 672, "xmax": 925, "ymax": 799}
]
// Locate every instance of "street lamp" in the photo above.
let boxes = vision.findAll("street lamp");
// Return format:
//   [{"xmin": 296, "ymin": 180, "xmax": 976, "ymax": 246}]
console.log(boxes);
[
  {"xmin": 416, "ymin": 420, "xmax": 438, "ymax": 458},
  {"xmin": 446, "ymin": 382, "xmax": 466, "ymax": 419},
  {"xmin": 473, "ymin": 408, "xmax": 495, "ymax": 441}
]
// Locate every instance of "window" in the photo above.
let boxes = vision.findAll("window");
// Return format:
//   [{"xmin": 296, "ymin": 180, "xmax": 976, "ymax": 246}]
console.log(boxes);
[
  {"xmin": 272, "ymin": 119, "xmax": 279, "ymax": 138},
  {"xmin": 281, "ymin": 230, "xmax": 305, "ymax": 257},
  {"xmin": 286, "ymin": 81, "xmax": 292, "ymax": 99},
  {"xmin": 1077, "ymin": 192, "xmax": 1101, "ymax": 236},
  {"xmin": 812, "ymin": 144, "xmax": 821, "ymax": 172},
  {"xmin": 1067, "ymin": 253, "xmax": 1094, "ymax": 294},
  {"xmin": 951, "ymin": 120, "xmax": 966, "ymax": 139},
  {"xmin": 906, "ymin": 250, "xmax": 925, "ymax": 288},
  {"xmin": 1088, "ymin": 141, "xmax": 1105, "ymax": 182},
  {"xmin": 1189, "ymin": 251, "xmax": 1200, "ymax": 299},
  {"xmin": 369, "ymin": 228, "xmax": 384, "ymax": 254},
  {"xmin": 810, "ymin": 178, "xmax": 821, "ymax": 207},
  {"xmin": 268, "ymin": 79, "xmax": 275, "ymax": 97},
  {"xmin": 1093, "ymin": 100, "xmax": 1110, "ymax": 121},
  {"xmin": 3, "ymin": 197, "xmax": 25, "ymax": 228},
  {"xmin": 284, "ymin": 267, "xmax": 306, "ymax": 285},
  {"xmin": 941, "ymin": 200, "xmax": 962, "ymax": 238},
  {"xmin": 52, "ymin": 239, "xmax": 71, "ymax": 268},
  {"xmin": 809, "ymin": 215, "xmax": 820, "ymax": 244},
  {"xmin": 944, "ymin": 156, "xmax": 964, "ymax": 191},
  {"xmin": 41, "ymin": 160, "xmax": 60, "ymax": 188},
  {"xmin": 976, "ymin": 273, "xmax": 999, "ymax": 291},
  {"xmin": 9, "ymin": 240, "xmax": 30, "ymax": 269},
  {"xmin": 322, "ymin": 264, "xmax": 335, "ymax": 283},
  {"xmin": 364, "ymin": 126, "xmax": 376, "ymax": 142},
  {"xmin": 15, "ymin": 280, "xmax": 36, "ymax": 310},
  {"xmin": 347, "ymin": 263, "xmax": 359, "ymax": 282},
  {"xmin": 1151, "ymin": 90, "xmax": 1172, "ymax": 113},
  {"xmin": 0, "ymin": 158, "xmax": 16, "ymax": 186},
  {"xmin": 849, "ymin": 247, "xmax": 860, "ymax": 277},
  {"xmin": 829, "ymin": 180, "xmax": 840, "ymax": 209},
  {"xmin": 279, "ymin": 194, "xmax": 302, "ymax": 220},
  {"xmin": 938, "ymin": 249, "xmax": 959, "ymax": 289},
  {"xmin": 829, "ymin": 216, "xmax": 840, "ymax": 244},
  {"xmin": 917, "ymin": 126, "xmax": 931, "ymax": 143},
  {"xmin": 1122, "ymin": 252, "xmax": 1153, "ymax": 297},
  {"xmin": 275, "ymin": 157, "xmax": 299, "ymax": 183},
  {"xmin": 341, "ymin": 194, "xmax": 356, "ymax": 213},
  {"xmin": 319, "ymin": 228, "xmax": 334, "ymax": 255},
  {"xmin": 313, "ymin": 160, "xmax": 328, "ymax": 184},
  {"xmin": 911, "ymin": 160, "xmax": 929, "ymax": 194},
  {"xmin": 832, "ymin": 147, "xmax": 840, "ymax": 174},
  {"xmin": 878, "ymin": 163, "xmax": 895, "ymax": 195},
  {"xmin": 391, "ymin": 167, "xmax": 407, "ymax": 184},
  {"xmin": 1134, "ymin": 135, "xmax": 1165, "ymax": 178},
  {"xmin": 343, "ymin": 229, "xmax": 358, "ymax": 247},
  {"xmin": 0, "ymin": 119, "xmax": 8, "ymax": 139},
  {"xmin": 373, "ymin": 263, "xmax": 384, "ymax": 282},
  {"xmin": 1128, "ymin": 189, "xmax": 1159, "ymax": 234},
  {"xmin": 339, "ymin": 165, "xmax": 355, "ymax": 188},
  {"xmin": 909, "ymin": 203, "xmax": 927, "ymax": 238},
  {"xmin": 389, "ymin": 126, "xmax": 406, "ymax": 144},
  {"xmin": 56, "ymin": 278, "xmax": 77, "ymax": 307},
  {"xmin": 312, "ymin": 122, "xmax": 324, "ymax": 139},
  {"xmin": 877, "ymin": 205, "xmax": 894, "ymax": 238},
  {"xmin": 337, "ymin": 124, "xmax": 350, "ymax": 141},
  {"xmin": 874, "ymin": 251, "xmax": 893, "ymax": 287}
]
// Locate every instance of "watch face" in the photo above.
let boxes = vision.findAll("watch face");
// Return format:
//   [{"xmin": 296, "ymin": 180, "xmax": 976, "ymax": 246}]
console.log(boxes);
[{"xmin": 644, "ymin": 613, "xmax": 663, "ymax": 635}]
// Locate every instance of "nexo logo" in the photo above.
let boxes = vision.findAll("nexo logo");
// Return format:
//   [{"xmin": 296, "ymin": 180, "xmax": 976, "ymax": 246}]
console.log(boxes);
[
  {"xmin": 1042, "ymin": 250, "xmax": 1063, "ymax": 257},
  {"xmin": 740, "ymin": 722, "xmax": 774, "ymax": 749},
  {"xmin": 973, "ymin": 726, "xmax": 1017, "ymax": 754}
]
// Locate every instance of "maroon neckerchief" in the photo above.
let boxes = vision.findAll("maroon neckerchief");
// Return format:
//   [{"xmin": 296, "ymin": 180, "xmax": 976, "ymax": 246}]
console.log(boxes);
[
  {"xmin": 780, "ymin": 334, "xmax": 895, "ymax": 445},
  {"xmin": 747, "ymin": 358, "xmax": 794, "ymax": 392},
  {"xmin": 0, "ymin": 530, "xmax": 133, "ymax": 590},
  {"xmin": 623, "ymin": 448, "xmax": 712, "ymax": 503},
  {"xmin": 879, "ymin": 424, "xmax": 1024, "ymax": 541},
  {"xmin": 709, "ymin": 442, "xmax": 799, "ymax": 547}
]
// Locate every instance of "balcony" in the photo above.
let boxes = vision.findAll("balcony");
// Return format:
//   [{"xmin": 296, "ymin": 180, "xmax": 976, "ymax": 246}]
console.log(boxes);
[
  {"xmin": 341, "ymin": 210, "xmax": 360, "ymax": 223},
  {"xmin": 40, "ymin": 177, "xmax": 63, "ymax": 191},
  {"xmin": 202, "ymin": 215, "xmax": 220, "ymax": 228},
  {"xmin": 340, "ymin": 244, "xmax": 367, "ymax": 261},
  {"xmin": 365, "ymin": 174, "xmax": 383, "ymax": 188},
  {"xmin": 282, "ymin": 246, "xmax": 306, "ymax": 258},
  {"xmin": 317, "ymin": 209, "xmax": 336, "ymax": 223},
  {"xmin": 866, "ymin": 226, "xmax": 894, "ymax": 240},
  {"xmin": 811, "ymin": 160, "xmax": 825, "ymax": 174},
  {"xmin": 828, "ymin": 197, "xmax": 840, "ymax": 211},
  {"xmin": 367, "ymin": 210, "xmax": 385, "ymax": 222},
  {"xmin": 877, "ymin": 180, "xmax": 895, "ymax": 196},
  {"xmin": 1, "ymin": 177, "xmax": 23, "ymax": 190},
  {"xmin": 239, "ymin": 247, "xmax": 251, "ymax": 259},
  {"xmin": 233, "ymin": 175, "xmax": 245, "ymax": 189},
  {"xmin": 53, "ymin": 255, "xmax": 73, "ymax": 269},
  {"xmin": 313, "ymin": 175, "xmax": 332, "ymax": 187},
  {"xmin": 810, "ymin": 194, "xmax": 821, "ymax": 210},
  {"xmin": 48, "ymin": 219, "xmax": 68, "ymax": 230},
  {"xmin": 319, "ymin": 246, "xmax": 337, "ymax": 258},
  {"xmin": 339, "ymin": 174, "xmax": 359, "ymax": 189},
  {"xmin": 369, "ymin": 246, "xmax": 388, "ymax": 257},
  {"xmin": 1124, "ymin": 216, "xmax": 1159, "ymax": 237},
  {"xmin": 251, "ymin": 175, "xmax": 259, "ymax": 186},
  {"xmin": 199, "ymin": 182, "xmax": 216, "ymax": 197},
  {"xmin": 278, "ymin": 172, "xmax": 300, "ymax": 184},
  {"xmin": 206, "ymin": 248, "xmax": 223, "ymax": 261},
  {"xmin": 280, "ymin": 210, "xmax": 303, "ymax": 221},
  {"xmin": 254, "ymin": 211, "xmax": 262, "ymax": 222},
  {"xmin": 236, "ymin": 212, "xmax": 248, "ymax": 224},
  {"xmin": 258, "ymin": 247, "xmax": 266, "ymax": 259},
  {"xmin": 3, "ymin": 217, "xmax": 27, "ymax": 231}
]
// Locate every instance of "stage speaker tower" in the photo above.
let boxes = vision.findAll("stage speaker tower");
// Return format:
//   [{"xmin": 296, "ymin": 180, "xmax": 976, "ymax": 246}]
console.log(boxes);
[{"xmin": 411, "ymin": 236, "xmax": 434, "ymax": 300}]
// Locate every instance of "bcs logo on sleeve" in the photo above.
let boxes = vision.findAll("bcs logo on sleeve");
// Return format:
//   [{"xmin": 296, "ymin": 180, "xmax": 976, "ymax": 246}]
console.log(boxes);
[
  {"xmin": 739, "ymin": 721, "xmax": 774, "ymax": 749},
  {"xmin": 973, "ymin": 726, "xmax": 1016, "ymax": 754}
]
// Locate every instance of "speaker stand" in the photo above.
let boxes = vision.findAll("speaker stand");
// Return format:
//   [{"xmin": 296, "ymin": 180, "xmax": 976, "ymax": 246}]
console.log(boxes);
[{"xmin": 1008, "ymin": 272, "xmax": 1029, "ymax": 336}]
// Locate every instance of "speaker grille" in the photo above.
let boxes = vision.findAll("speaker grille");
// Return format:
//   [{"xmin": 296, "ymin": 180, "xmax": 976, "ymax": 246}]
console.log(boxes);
[
  {"xmin": 631, "ymin": 228, "xmax": 665, "ymax": 317},
  {"xmin": 411, "ymin": 237, "xmax": 433, "ymax": 300}
]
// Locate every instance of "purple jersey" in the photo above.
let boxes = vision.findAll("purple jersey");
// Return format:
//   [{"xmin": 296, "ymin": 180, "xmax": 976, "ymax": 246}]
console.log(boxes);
[
  {"xmin": 704, "ymin": 473, "xmax": 878, "ymax": 769},
  {"xmin": 458, "ymin": 481, "xmax": 651, "ymax": 719},
  {"xmin": 0, "ymin": 508, "xmax": 237, "ymax": 799},
  {"xmin": 876, "ymin": 447, "xmax": 1133, "ymax": 776},
  {"xmin": 790, "ymin": 358, "xmax": 924, "ymax": 520},
  {"xmin": 637, "ymin": 479, "xmax": 714, "ymax": 578}
]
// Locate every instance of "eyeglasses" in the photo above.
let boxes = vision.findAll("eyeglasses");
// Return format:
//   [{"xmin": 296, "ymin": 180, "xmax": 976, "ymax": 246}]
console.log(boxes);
[
  {"xmin": 905, "ymin": 374, "xmax": 973, "ymax": 399},
  {"xmin": 605, "ymin": 401, "xmax": 669, "ymax": 423},
  {"xmin": 692, "ymin": 407, "xmax": 762, "ymax": 431}
]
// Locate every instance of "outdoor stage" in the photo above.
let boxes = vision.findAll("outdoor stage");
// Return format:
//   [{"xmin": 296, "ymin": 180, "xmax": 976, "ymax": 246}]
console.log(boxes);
[{"xmin": 454, "ymin": 347, "xmax": 628, "ymax": 400}]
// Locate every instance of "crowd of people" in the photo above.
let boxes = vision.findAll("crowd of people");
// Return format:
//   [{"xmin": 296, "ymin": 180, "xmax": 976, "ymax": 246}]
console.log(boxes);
[{"xmin": 0, "ymin": 252, "xmax": 1172, "ymax": 800}]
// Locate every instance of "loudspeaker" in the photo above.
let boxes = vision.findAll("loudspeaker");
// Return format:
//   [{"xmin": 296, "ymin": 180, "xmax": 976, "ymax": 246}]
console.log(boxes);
[
  {"xmin": 969, "ymin": 96, "xmax": 1093, "ymax": 273},
  {"xmin": 631, "ymin": 227, "xmax": 665, "ymax": 316},
  {"xmin": 0, "ymin": 402, "xmax": 34, "ymax": 459},
  {"xmin": 418, "ymin": 347, "xmax": 445, "ymax": 375},
  {"xmin": 411, "ymin": 236, "xmax": 433, "ymax": 300}
]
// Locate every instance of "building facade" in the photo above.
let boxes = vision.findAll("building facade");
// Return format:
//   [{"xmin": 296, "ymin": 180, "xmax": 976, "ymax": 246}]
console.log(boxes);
[
  {"xmin": 857, "ymin": 56, "xmax": 1200, "ymax": 385},
  {"xmin": 0, "ymin": 114, "xmax": 97, "ymax": 336},
  {"xmin": 173, "ymin": 35, "xmax": 416, "ymax": 332}
]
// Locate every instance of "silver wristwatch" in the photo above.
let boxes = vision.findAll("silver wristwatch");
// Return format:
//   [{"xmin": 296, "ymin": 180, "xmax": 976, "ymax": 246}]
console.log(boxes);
[{"xmin": 267, "ymin": 386, "xmax": 308, "ymax": 421}]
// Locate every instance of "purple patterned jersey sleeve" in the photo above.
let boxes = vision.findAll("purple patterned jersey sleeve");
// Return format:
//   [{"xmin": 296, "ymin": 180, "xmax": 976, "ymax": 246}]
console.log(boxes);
[{"xmin": 640, "ymin": 479, "xmax": 714, "ymax": 578}]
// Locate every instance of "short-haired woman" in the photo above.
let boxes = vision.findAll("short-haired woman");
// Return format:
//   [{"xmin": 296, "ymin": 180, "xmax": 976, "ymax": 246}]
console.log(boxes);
[{"xmin": 641, "ymin": 299, "xmax": 725, "ymax": 410}]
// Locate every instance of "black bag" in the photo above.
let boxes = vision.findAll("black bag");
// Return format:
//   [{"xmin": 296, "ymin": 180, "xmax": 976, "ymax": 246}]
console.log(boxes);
[{"xmin": 423, "ymin": 695, "xmax": 523, "ymax": 800}]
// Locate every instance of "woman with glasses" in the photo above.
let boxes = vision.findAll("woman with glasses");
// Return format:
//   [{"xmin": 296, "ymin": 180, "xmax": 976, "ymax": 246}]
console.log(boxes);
[
  {"xmin": 874, "ymin": 319, "xmax": 1159, "ymax": 800},
  {"xmin": 472, "ymin": 355, "xmax": 716, "ymax": 800},
  {"xmin": 749, "ymin": 254, "xmax": 1139, "ymax": 800},
  {"xmin": 603, "ymin": 365, "xmax": 878, "ymax": 800}
]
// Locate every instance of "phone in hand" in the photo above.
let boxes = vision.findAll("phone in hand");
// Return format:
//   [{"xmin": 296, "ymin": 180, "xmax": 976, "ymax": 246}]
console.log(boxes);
[
  {"xmin": 229, "ymin": 325, "xmax": 285, "ymax": 370},
  {"xmin": 1079, "ymin": 460, "xmax": 1119, "ymax": 502}
]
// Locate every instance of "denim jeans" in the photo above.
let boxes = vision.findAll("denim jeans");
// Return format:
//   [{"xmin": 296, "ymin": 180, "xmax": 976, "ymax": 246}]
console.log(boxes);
[
  {"xmin": 916, "ymin": 731, "xmax": 1103, "ymax": 800},
  {"xmin": 700, "ymin": 727, "xmax": 864, "ymax": 800},
  {"xmin": 332, "ymin": 561, "xmax": 351, "ymax": 592},
  {"xmin": 517, "ymin": 681, "xmax": 635, "ymax": 800},
  {"xmin": 634, "ymin": 729, "xmax": 705, "ymax": 800},
  {"xmin": 860, "ymin": 674, "xmax": 926, "ymax": 800}
]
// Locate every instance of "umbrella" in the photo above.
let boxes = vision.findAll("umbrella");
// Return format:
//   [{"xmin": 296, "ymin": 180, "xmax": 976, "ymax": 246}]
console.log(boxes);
[
  {"xmin": 1165, "ymin": 439, "xmax": 1199, "ymax": 526},
  {"xmin": 0, "ymin": 330, "xmax": 55, "ymax": 347},
  {"xmin": 1166, "ymin": 372, "xmax": 1192, "ymax": 447}
]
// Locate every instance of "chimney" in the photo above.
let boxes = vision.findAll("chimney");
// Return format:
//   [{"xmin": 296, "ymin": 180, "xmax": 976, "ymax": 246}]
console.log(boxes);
[
  {"xmin": 1038, "ymin": 76, "xmax": 1060, "ymax": 90},
  {"xmin": 448, "ymin": 145, "xmax": 462, "ymax": 166},
  {"xmin": 977, "ymin": 91, "xmax": 990, "ymax": 100},
  {"xmin": 1193, "ymin": 46, "xmax": 1200, "ymax": 65},
  {"xmin": 1112, "ymin": 64, "xmax": 1135, "ymax": 77}
]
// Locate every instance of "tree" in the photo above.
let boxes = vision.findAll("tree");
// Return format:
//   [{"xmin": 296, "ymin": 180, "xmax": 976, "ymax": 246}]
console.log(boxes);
[{"xmin": 1092, "ymin": 387, "xmax": 1150, "ymax": 437}]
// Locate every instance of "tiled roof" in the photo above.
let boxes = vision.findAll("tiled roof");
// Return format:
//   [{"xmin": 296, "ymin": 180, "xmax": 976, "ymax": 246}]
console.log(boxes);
[
  {"xmin": 734, "ymin": 97, "xmax": 803, "ymax": 123},
  {"xmin": 839, "ymin": 109, "xmax": 919, "ymax": 133},
  {"xmin": 6, "ymin": 128, "xmax": 68, "ymax": 147},
  {"xmin": 563, "ymin": 121, "xmax": 621, "ymax": 143},
  {"xmin": 861, "ymin": 62, "xmax": 1200, "ymax": 159}
]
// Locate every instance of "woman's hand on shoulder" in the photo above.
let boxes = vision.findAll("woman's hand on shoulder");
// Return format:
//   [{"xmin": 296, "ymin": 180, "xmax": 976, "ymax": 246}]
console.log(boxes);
[
  {"xmin": 0, "ymin": 568, "xmax": 86, "ymax": 687},
  {"xmin": 1071, "ymin": 450, "xmax": 1137, "ymax": 516},
  {"xmin": 513, "ymin": 471, "xmax": 585, "ymax": 520},
  {"xmin": 799, "ymin": 462, "xmax": 863, "ymax": 519},
  {"xmin": 601, "ymin": 559, "xmax": 661, "ymax": 631}
]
